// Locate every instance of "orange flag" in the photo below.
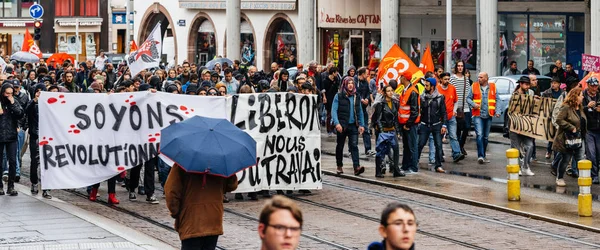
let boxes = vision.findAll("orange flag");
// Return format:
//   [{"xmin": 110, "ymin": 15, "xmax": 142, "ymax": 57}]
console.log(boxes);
[
  {"xmin": 130, "ymin": 40, "xmax": 138, "ymax": 52},
  {"xmin": 22, "ymin": 28, "xmax": 42, "ymax": 58},
  {"xmin": 419, "ymin": 44, "xmax": 434, "ymax": 73},
  {"xmin": 376, "ymin": 44, "xmax": 424, "ymax": 88}
]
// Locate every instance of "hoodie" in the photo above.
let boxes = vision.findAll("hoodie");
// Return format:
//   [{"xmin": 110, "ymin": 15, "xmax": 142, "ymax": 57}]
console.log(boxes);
[
  {"xmin": 368, "ymin": 240, "xmax": 415, "ymax": 250},
  {"xmin": 0, "ymin": 83, "xmax": 25, "ymax": 142}
]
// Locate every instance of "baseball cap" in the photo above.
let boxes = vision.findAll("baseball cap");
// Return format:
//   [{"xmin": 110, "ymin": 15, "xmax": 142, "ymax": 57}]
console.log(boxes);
[{"xmin": 587, "ymin": 77, "xmax": 599, "ymax": 86}]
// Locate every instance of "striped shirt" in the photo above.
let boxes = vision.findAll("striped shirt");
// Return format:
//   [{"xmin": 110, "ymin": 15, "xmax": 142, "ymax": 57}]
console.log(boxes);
[{"xmin": 450, "ymin": 74, "xmax": 471, "ymax": 112}]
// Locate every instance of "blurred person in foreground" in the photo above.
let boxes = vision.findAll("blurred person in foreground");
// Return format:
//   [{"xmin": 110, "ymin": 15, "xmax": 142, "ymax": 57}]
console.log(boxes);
[
  {"xmin": 258, "ymin": 195, "xmax": 303, "ymax": 250},
  {"xmin": 368, "ymin": 203, "xmax": 417, "ymax": 250}
]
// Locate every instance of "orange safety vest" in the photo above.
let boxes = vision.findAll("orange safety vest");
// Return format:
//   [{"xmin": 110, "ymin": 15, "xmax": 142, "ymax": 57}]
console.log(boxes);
[
  {"xmin": 471, "ymin": 82, "xmax": 497, "ymax": 117},
  {"xmin": 398, "ymin": 84, "xmax": 421, "ymax": 124}
]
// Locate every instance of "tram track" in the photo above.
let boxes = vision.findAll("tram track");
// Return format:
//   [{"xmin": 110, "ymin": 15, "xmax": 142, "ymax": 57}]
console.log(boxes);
[{"xmin": 317, "ymin": 180, "xmax": 600, "ymax": 249}]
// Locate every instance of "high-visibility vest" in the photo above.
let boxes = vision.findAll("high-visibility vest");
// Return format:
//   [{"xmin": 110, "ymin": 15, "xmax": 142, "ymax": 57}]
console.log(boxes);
[
  {"xmin": 399, "ymin": 84, "xmax": 421, "ymax": 124},
  {"xmin": 471, "ymin": 82, "xmax": 497, "ymax": 117}
]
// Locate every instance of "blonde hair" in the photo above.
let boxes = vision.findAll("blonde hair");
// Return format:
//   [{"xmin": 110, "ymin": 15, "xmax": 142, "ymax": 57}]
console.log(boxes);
[{"xmin": 563, "ymin": 87, "xmax": 582, "ymax": 108}]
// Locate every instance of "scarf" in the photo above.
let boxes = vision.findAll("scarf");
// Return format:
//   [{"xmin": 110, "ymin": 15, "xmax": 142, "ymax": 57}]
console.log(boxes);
[{"xmin": 341, "ymin": 77, "xmax": 356, "ymax": 96}]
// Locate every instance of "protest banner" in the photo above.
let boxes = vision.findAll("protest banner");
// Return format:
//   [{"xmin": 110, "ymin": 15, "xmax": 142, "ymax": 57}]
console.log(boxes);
[
  {"xmin": 39, "ymin": 92, "xmax": 322, "ymax": 191},
  {"xmin": 39, "ymin": 92, "xmax": 227, "ymax": 189},
  {"xmin": 507, "ymin": 94, "xmax": 556, "ymax": 142},
  {"xmin": 582, "ymin": 54, "xmax": 600, "ymax": 73},
  {"xmin": 229, "ymin": 93, "xmax": 322, "ymax": 192}
]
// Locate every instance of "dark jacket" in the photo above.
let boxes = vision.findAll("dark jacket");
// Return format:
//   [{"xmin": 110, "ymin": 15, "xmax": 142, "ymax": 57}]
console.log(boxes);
[
  {"xmin": 522, "ymin": 67, "xmax": 540, "ymax": 75},
  {"xmin": 368, "ymin": 240, "xmax": 415, "ymax": 250},
  {"xmin": 323, "ymin": 75, "xmax": 340, "ymax": 108},
  {"xmin": 419, "ymin": 89, "xmax": 447, "ymax": 126},
  {"xmin": 105, "ymin": 70, "xmax": 118, "ymax": 90},
  {"xmin": 552, "ymin": 105, "xmax": 587, "ymax": 153},
  {"xmin": 356, "ymin": 77, "xmax": 371, "ymax": 107},
  {"xmin": 14, "ymin": 91, "xmax": 29, "ymax": 130},
  {"xmin": 373, "ymin": 97, "xmax": 399, "ymax": 131},
  {"xmin": 25, "ymin": 99, "xmax": 38, "ymax": 135},
  {"xmin": 546, "ymin": 65, "xmax": 565, "ymax": 83},
  {"xmin": 335, "ymin": 92, "xmax": 362, "ymax": 129},
  {"xmin": 165, "ymin": 165, "xmax": 238, "ymax": 240},
  {"xmin": 583, "ymin": 89, "xmax": 600, "ymax": 132},
  {"xmin": 0, "ymin": 84, "xmax": 25, "ymax": 142},
  {"xmin": 61, "ymin": 81, "xmax": 80, "ymax": 93},
  {"xmin": 541, "ymin": 88, "xmax": 564, "ymax": 99},
  {"xmin": 565, "ymin": 70, "xmax": 579, "ymax": 81}
]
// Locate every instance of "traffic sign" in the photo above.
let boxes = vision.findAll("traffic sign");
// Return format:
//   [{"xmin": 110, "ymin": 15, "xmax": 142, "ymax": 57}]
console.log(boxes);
[{"xmin": 29, "ymin": 4, "xmax": 44, "ymax": 19}]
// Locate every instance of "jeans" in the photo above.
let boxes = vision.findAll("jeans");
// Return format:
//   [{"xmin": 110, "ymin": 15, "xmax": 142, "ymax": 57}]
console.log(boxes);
[
  {"xmin": 158, "ymin": 158, "xmax": 171, "ymax": 188},
  {"xmin": 428, "ymin": 134, "xmax": 435, "ymax": 163},
  {"xmin": 445, "ymin": 117, "xmax": 462, "ymax": 159},
  {"xmin": 418, "ymin": 124, "xmax": 443, "ymax": 169},
  {"xmin": 362, "ymin": 106, "xmax": 372, "ymax": 152},
  {"xmin": 181, "ymin": 235, "xmax": 219, "ymax": 250},
  {"xmin": 557, "ymin": 147, "xmax": 585, "ymax": 179},
  {"xmin": 585, "ymin": 131, "xmax": 600, "ymax": 178},
  {"xmin": 2, "ymin": 129, "xmax": 24, "ymax": 177},
  {"xmin": 401, "ymin": 125, "xmax": 419, "ymax": 172},
  {"xmin": 29, "ymin": 134, "xmax": 40, "ymax": 185},
  {"xmin": 128, "ymin": 157, "xmax": 157, "ymax": 197},
  {"xmin": 547, "ymin": 142, "xmax": 553, "ymax": 155},
  {"xmin": 375, "ymin": 131, "xmax": 400, "ymax": 175},
  {"xmin": 0, "ymin": 141, "xmax": 17, "ymax": 189},
  {"xmin": 473, "ymin": 116, "xmax": 492, "ymax": 158},
  {"xmin": 509, "ymin": 132, "xmax": 534, "ymax": 170},
  {"xmin": 335, "ymin": 124, "xmax": 360, "ymax": 168}
]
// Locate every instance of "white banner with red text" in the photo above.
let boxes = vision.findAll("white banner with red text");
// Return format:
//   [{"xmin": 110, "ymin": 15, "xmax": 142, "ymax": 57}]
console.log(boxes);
[{"xmin": 39, "ymin": 92, "xmax": 322, "ymax": 191}]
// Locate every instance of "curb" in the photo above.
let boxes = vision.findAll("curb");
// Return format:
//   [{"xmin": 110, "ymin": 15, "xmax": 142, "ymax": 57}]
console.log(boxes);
[{"xmin": 322, "ymin": 170, "xmax": 600, "ymax": 234}]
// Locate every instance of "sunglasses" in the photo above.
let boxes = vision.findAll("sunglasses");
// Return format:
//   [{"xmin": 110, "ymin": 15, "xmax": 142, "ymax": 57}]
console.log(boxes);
[{"xmin": 208, "ymin": 92, "xmax": 218, "ymax": 96}]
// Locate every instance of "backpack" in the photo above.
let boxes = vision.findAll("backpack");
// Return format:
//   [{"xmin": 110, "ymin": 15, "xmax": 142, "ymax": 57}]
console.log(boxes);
[{"xmin": 551, "ymin": 92, "xmax": 567, "ymax": 128}]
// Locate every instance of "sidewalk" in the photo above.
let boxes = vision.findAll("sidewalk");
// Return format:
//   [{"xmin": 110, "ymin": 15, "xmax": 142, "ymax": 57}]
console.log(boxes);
[{"xmin": 0, "ymin": 183, "xmax": 174, "ymax": 250}]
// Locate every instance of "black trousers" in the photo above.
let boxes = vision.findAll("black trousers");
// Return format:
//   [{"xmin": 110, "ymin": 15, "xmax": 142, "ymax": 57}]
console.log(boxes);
[
  {"xmin": 29, "ymin": 134, "xmax": 40, "ymax": 184},
  {"xmin": 0, "ymin": 141, "xmax": 17, "ymax": 189},
  {"xmin": 129, "ymin": 157, "xmax": 157, "ymax": 197},
  {"xmin": 93, "ymin": 175, "xmax": 117, "ymax": 193},
  {"xmin": 181, "ymin": 235, "xmax": 219, "ymax": 250}
]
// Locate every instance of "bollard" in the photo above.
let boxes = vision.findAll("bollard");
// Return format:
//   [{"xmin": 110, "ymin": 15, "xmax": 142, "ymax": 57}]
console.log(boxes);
[
  {"xmin": 578, "ymin": 160, "xmax": 593, "ymax": 217},
  {"xmin": 506, "ymin": 148, "xmax": 520, "ymax": 201}
]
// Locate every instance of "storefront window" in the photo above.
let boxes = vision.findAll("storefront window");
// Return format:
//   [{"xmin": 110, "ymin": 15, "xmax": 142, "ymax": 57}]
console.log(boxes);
[
  {"xmin": 271, "ymin": 20, "xmax": 296, "ymax": 69},
  {"xmin": 401, "ymin": 38, "xmax": 421, "ymax": 66},
  {"xmin": 499, "ymin": 14, "xmax": 529, "ymax": 76},
  {"xmin": 56, "ymin": 0, "xmax": 75, "ymax": 17},
  {"xmin": 322, "ymin": 30, "xmax": 344, "ymax": 68},
  {"xmin": 80, "ymin": 0, "xmax": 99, "ymax": 17},
  {"xmin": 364, "ymin": 30, "xmax": 381, "ymax": 71},
  {"xmin": 196, "ymin": 20, "xmax": 216, "ymax": 66},
  {"xmin": 240, "ymin": 20, "xmax": 255, "ymax": 65},
  {"xmin": 530, "ymin": 15, "xmax": 566, "ymax": 75}
]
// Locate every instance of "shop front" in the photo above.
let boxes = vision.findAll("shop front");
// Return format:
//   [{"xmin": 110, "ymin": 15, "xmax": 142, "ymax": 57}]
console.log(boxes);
[
  {"xmin": 54, "ymin": 18, "xmax": 103, "ymax": 62},
  {"xmin": 498, "ymin": 12, "xmax": 584, "ymax": 77},
  {"xmin": 318, "ymin": 0, "xmax": 382, "ymax": 73},
  {"xmin": 0, "ymin": 20, "xmax": 39, "ymax": 58}
]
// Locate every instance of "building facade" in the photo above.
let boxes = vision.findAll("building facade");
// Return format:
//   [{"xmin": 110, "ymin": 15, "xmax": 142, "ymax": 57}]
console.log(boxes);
[
  {"xmin": 0, "ymin": 0, "xmax": 41, "ymax": 58},
  {"xmin": 133, "ymin": 0, "xmax": 595, "ymax": 77}
]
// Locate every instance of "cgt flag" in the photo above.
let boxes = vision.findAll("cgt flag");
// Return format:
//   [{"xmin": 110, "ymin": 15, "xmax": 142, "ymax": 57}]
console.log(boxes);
[
  {"xmin": 22, "ymin": 28, "xmax": 42, "ymax": 58},
  {"xmin": 130, "ymin": 40, "xmax": 138, "ymax": 52},
  {"xmin": 376, "ymin": 44, "xmax": 424, "ymax": 88},
  {"xmin": 127, "ymin": 23, "xmax": 162, "ymax": 77},
  {"xmin": 419, "ymin": 44, "xmax": 434, "ymax": 73}
]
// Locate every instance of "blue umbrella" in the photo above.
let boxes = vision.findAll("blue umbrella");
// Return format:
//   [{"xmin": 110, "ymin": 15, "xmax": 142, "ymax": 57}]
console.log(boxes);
[
  {"xmin": 205, "ymin": 58, "xmax": 233, "ymax": 70},
  {"xmin": 159, "ymin": 116, "xmax": 256, "ymax": 177}
]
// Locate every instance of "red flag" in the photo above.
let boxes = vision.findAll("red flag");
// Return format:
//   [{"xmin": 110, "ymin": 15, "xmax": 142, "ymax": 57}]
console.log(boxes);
[
  {"xmin": 419, "ymin": 44, "xmax": 434, "ymax": 73},
  {"xmin": 130, "ymin": 40, "xmax": 138, "ymax": 52},
  {"xmin": 277, "ymin": 35, "xmax": 285, "ymax": 52},
  {"xmin": 22, "ymin": 28, "xmax": 42, "ymax": 58},
  {"xmin": 376, "ymin": 44, "xmax": 424, "ymax": 88}
]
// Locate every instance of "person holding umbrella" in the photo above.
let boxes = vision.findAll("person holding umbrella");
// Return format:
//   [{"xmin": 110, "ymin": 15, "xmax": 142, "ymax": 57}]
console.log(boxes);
[{"xmin": 163, "ymin": 116, "xmax": 257, "ymax": 249}]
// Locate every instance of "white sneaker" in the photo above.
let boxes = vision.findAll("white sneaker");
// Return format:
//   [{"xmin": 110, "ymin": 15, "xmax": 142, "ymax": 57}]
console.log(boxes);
[
  {"xmin": 519, "ymin": 170, "xmax": 522, "ymax": 176},
  {"xmin": 522, "ymin": 168, "xmax": 535, "ymax": 176},
  {"xmin": 477, "ymin": 158, "xmax": 484, "ymax": 164},
  {"xmin": 556, "ymin": 179, "xmax": 566, "ymax": 187}
]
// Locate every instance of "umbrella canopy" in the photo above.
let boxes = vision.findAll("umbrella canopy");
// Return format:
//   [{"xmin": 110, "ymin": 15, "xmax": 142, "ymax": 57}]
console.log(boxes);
[
  {"xmin": 159, "ymin": 116, "xmax": 256, "ymax": 177},
  {"xmin": 11, "ymin": 51, "xmax": 39, "ymax": 63},
  {"xmin": 205, "ymin": 58, "xmax": 233, "ymax": 70},
  {"xmin": 47, "ymin": 53, "xmax": 75, "ymax": 66}
]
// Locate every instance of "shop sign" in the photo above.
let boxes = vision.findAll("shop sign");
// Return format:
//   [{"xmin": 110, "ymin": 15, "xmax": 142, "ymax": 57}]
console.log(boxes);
[
  {"xmin": 56, "ymin": 19, "xmax": 103, "ymax": 27},
  {"xmin": 323, "ymin": 14, "xmax": 380, "ymax": 27},
  {"xmin": 178, "ymin": 20, "xmax": 186, "ymax": 27},
  {"xmin": 112, "ymin": 13, "xmax": 132, "ymax": 24},
  {"xmin": 582, "ymin": 54, "xmax": 600, "ymax": 73},
  {"xmin": 0, "ymin": 21, "xmax": 28, "ymax": 27},
  {"xmin": 318, "ymin": 0, "xmax": 381, "ymax": 29},
  {"xmin": 179, "ymin": 0, "xmax": 295, "ymax": 10}
]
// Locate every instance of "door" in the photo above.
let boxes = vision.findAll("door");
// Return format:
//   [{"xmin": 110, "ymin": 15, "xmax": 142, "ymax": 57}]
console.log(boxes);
[
  {"xmin": 566, "ymin": 15, "xmax": 584, "ymax": 78},
  {"xmin": 117, "ymin": 29, "xmax": 125, "ymax": 53}
]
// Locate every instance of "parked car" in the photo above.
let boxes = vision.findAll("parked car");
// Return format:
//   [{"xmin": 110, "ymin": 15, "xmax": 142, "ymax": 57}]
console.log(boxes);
[{"xmin": 489, "ymin": 74, "xmax": 552, "ymax": 128}]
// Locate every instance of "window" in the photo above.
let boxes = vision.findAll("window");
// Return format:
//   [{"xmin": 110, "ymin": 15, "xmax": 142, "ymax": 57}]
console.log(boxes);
[
  {"xmin": 498, "ymin": 14, "xmax": 528, "ymax": 76},
  {"xmin": 56, "ymin": 0, "xmax": 74, "ymax": 17},
  {"xmin": 80, "ymin": 0, "xmax": 98, "ymax": 17},
  {"xmin": 0, "ymin": 0, "xmax": 35, "ymax": 17},
  {"xmin": 529, "ymin": 15, "xmax": 566, "ymax": 75}
]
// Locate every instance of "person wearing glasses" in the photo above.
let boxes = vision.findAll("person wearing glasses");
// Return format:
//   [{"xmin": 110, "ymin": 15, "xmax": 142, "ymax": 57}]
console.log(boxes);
[
  {"xmin": 258, "ymin": 195, "xmax": 303, "ymax": 250},
  {"xmin": 207, "ymin": 87, "xmax": 219, "ymax": 96},
  {"xmin": 368, "ymin": 203, "xmax": 417, "ymax": 250}
]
